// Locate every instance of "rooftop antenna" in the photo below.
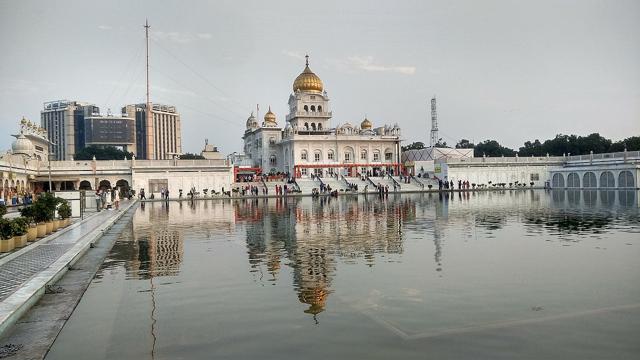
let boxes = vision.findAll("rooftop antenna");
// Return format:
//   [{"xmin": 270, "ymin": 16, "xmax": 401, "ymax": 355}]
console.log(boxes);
[{"xmin": 430, "ymin": 96, "xmax": 438, "ymax": 147}]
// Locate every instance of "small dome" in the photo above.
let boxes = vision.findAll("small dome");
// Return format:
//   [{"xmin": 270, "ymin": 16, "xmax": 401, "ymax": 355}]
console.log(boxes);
[
  {"xmin": 20, "ymin": 117, "xmax": 28, "ymax": 125},
  {"xmin": 264, "ymin": 106, "xmax": 277, "ymax": 126},
  {"xmin": 292, "ymin": 56, "xmax": 323, "ymax": 93},
  {"xmin": 12, "ymin": 133, "xmax": 33, "ymax": 154},
  {"xmin": 246, "ymin": 112, "xmax": 257, "ymax": 129},
  {"xmin": 360, "ymin": 117, "xmax": 372, "ymax": 129}
]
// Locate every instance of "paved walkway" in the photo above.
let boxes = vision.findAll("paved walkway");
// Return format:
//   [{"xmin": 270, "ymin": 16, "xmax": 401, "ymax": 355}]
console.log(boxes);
[{"xmin": 0, "ymin": 200, "xmax": 137, "ymax": 336}]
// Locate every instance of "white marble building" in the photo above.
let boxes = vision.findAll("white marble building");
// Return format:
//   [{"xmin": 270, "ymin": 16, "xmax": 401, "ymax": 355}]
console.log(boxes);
[{"xmin": 243, "ymin": 56, "xmax": 403, "ymax": 178}]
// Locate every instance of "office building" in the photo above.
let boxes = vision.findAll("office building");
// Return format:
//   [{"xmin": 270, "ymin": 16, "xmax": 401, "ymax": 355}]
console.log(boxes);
[{"xmin": 122, "ymin": 103, "xmax": 182, "ymax": 160}]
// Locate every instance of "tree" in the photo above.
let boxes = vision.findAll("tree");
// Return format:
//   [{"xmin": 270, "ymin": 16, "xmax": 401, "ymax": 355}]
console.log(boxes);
[
  {"xmin": 401, "ymin": 141, "xmax": 425, "ymax": 152},
  {"xmin": 474, "ymin": 140, "xmax": 516, "ymax": 157},
  {"xmin": 455, "ymin": 139, "xmax": 475, "ymax": 149},
  {"xmin": 75, "ymin": 146, "xmax": 133, "ymax": 160},
  {"xmin": 180, "ymin": 152, "xmax": 205, "ymax": 159},
  {"xmin": 610, "ymin": 136, "xmax": 640, "ymax": 152},
  {"xmin": 434, "ymin": 138, "xmax": 448, "ymax": 148}
]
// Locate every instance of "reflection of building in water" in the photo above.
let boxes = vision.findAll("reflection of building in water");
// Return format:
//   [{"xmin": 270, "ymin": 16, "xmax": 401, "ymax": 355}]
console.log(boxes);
[
  {"xmin": 237, "ymin": 196, "xmax": 412, "ymax": 319},
  {"xmin": 121, "ymin": 201, "xmax": 235, "ymax": 279}
]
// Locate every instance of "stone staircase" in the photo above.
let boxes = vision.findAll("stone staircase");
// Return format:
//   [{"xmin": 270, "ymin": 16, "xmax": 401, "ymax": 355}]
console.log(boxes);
[
  {"xmin": 295, "ymin": 178, "xmax": 322, "ymax": 194},
  {"xmin": 344, "ymin": 177, "xmax": 376, "ymax": 193}
]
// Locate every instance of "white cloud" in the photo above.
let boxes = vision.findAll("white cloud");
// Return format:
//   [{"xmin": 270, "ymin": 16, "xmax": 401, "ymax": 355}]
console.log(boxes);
[
  {"xmin": 155, "ymin": 31, "xmax": 213, "ymax": 44},
  {"xmin": 196, "ymin": 33, "xmax": 213, "ymax": 40},
  {"xmin": 345, "ymin": 56, "xmax": 416, "ymax": 75},
  {"xmin": 97, "ymin": 25, "xmax": 112, "ymax": 30},
  {"xmin": 282, "ymin": 50, "xmax": 306, "ymax": 60}
]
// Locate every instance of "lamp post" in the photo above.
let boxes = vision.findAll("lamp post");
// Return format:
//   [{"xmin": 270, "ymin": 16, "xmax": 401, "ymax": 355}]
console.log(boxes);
[{"xmin": 46, "ymin": 140, "xmax": 56, "ymax": 193}]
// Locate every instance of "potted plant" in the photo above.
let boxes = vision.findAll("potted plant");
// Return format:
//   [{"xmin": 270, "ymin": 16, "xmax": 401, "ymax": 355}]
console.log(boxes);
[
  {"xmin": 0, "ymin": 203, "xmax": 6, "ymax": 218},
  {"xmin": 0, "ymin": 218, "xmax": 14, "ymax": 253},
  {"xmin": 32, "ymin": 202, "xmax": 50, "ymax": 238},
  {"xmin": 11, "ymin": 217, "xmax": 29, "ymax": 248},
  {"xmin": 58, "ymin": 201, "xmax": 72, "ymax": 227},
  {"xmin": 427, "ymin": 184, "xmax": 433, "ymax": 190},
  {"xmin": 19, "ymin": 205, "xmax": 37, "ymax": 241}
]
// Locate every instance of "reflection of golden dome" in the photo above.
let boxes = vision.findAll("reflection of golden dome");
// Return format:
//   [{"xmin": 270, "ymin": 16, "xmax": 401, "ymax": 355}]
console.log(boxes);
[
  {"xmin": 360, "ymin": 117, "xmax": 372, "ymax": 129},
  {"xmin": 264, "ymin": 106, "xmax": 277, "ymax": 125},
  {"xmin": 293, "ymin": 56, "xmax": 323, "ymax": 93},
  {"xmin": 298, "ymin": 286, "xmax": 328, "ymax": 315}
]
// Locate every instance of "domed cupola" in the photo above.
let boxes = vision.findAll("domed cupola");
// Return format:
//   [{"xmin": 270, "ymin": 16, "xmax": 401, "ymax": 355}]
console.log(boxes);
[
  {"xmin": 360, "ymin": 117, "xmax": 372, "ymax": 130},
  {"xmin": 292, "ymin": 55, "xmax": 323, "ymax": 93},
  {"xmin": 246, "ymin": 112, "xmax": 258, "ymax": 129},
  {"xmin": 263, "ymin": 106, "xmax": 277, "ymax": 127},
  {"xmin": 12, "ymin": 132, "xmax": 33, "ymax": 155}
]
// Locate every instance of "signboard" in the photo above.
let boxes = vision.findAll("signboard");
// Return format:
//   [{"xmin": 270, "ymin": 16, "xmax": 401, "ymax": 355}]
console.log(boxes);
[{"xmin": 85, "ymin": 117, "xmax": 135, "ymax": 144}]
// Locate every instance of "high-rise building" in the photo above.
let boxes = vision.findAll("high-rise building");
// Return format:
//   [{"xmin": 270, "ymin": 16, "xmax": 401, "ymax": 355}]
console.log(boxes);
[
  {"xmin": 84, "ymin": 114, "xmax": 136, "ymax": 154},
  {"xmin": 122, "ymin": 103, "xmax": 182, "ymax": 160},
  {"xmin": 40, "ymin": 100, "xmax": 99, "ymax": 160}
]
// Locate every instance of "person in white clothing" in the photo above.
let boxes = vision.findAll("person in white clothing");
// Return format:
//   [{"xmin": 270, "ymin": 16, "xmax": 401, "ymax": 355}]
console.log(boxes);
[{"xmin": 114, "ymin": 189, "xmax": 120, "ymax": 210}]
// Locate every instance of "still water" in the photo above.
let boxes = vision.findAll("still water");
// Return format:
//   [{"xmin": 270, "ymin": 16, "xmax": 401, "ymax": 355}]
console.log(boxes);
[{"xmin": 47, "ymin": 190, "xmax": 640, "ymax": 359}]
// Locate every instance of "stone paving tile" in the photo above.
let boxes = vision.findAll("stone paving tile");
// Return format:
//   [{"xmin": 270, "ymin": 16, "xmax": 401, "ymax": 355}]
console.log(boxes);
[
  {"xmin": 0, "ymin": 209, "xmax": 120, "ymax": 303},
  {"xmin": 0, "ymin": 245, "xmax": 72, "ymax": 302}
]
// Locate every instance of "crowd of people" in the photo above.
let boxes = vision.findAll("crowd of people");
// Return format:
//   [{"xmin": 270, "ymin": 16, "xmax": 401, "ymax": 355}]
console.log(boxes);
[{"xmin": 438, "ymin": 179, "xmax": 472, "ymax": 190}]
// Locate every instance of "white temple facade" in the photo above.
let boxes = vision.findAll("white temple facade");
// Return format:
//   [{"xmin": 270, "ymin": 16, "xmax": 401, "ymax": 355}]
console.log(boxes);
[{"xmin": 242, "ymin": 56, "xmax": 403, "ymax": 178}]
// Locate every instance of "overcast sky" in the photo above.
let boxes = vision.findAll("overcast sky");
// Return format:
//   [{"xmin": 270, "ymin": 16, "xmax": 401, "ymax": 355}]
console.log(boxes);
[{"xmin": 1, "ymin": 0, "xmax": 639, "ymax": 154}]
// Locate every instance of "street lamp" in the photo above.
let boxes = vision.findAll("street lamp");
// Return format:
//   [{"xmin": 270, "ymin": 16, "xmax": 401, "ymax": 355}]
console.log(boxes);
[{"xmin": 46, "ymin": 140, "xmax": 56, "ymax": 193}]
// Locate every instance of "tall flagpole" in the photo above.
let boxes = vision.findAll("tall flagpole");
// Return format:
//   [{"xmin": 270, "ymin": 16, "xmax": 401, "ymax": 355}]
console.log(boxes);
[{"xmin": 144, "ymin": 19, "xmax": 154, "ymax": 159}]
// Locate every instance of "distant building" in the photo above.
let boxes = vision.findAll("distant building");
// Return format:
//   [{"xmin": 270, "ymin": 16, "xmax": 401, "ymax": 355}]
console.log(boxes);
[
  {"xmin": 84, "ymin": 114, "xmax": 136, "ymax": 154},
  {"xmin": 200, "ymin": 139, "xmax": 224, "ymax": 160},
  {"xmin": 40, "ymin": 100, "xmax": 99, "ymax": 160},
  {"xmin": 122, "ymin": 103, "xmax": 182, "ymax": 160},
  {"xmin": 242, "ymin": 56, "xmax": 402, "ymax": 178}
]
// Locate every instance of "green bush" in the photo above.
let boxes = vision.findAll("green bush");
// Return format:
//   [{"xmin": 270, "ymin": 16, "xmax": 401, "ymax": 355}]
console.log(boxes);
[
  {"xmin": 0, "ymin": 203, "xmax": 6, "ymax": 218},
  {"xmin": 58, "ymin": 201, "xmax": 72, "ymax": 219},
  {"xmin": 18, "ymin": 205, "xmax": 36, "ymax": 226},
  {"xmin": 11, "ymin": 217, "xmax": 29, "ymax": 236},
  {"xmin": 0, "ymin": 219, "xmax": 12, "ymax": 240}
]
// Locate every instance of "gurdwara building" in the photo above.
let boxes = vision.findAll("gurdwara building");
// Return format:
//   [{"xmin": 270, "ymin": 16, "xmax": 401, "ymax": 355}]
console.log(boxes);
[{"xmin": 242, "ymin": 57, "xmax": 402, "ymax": 178}]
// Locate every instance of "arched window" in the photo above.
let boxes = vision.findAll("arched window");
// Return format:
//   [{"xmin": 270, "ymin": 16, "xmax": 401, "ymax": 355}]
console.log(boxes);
[
  {"xmin": 552, "ymin": 173, "xmax": 564, "ymax": 188},
  {"xmin": 310, "ymin": 105, "xmax": 316, "ymax": 112},
  {"xmin": 311, "ymin": 123, "xmax": 316, "ymax": 131},
  {"xmin": 318, "ymin": 105, "xmax": 322, "ymax": 112},
  {"xmin": 269, "ymin": 155, "xmax": 277, "ymax": 166},
  {"xmin": 373, "ymin": 150, "xmax": 380, "ymax": 162},
  {"xmin": 583, "ymin": 172, "xmax": 596, "ymax": 187},
  {"xmin": 344, "ymin": 147, "xmax": 354, "ymax": 163},
  {"xmin": 618, "ymin": 170, "xmax": 634, "ymax": 188},
  {"xmin": 327, "ymin": 150, "xmax": 334, "ymax": 160},
  {"xmin": 304, "ymin": 105, "xmax": 309, "ymax": 112},
  {"xmin": 360, "ymin": 149, "xmax": 367, "ymax": 161},
  {"xmin": 314, "ymin": 150, "xmax": 322, "ymax": 162},
  {"xmin": 384, "ymin": 148, "xmax": 393, "ymax": 161},
  {"xmin": 304, "ymin": 122, "xmax": 309, "ymax": 130},
  {"xmin": 301, "ymin": 150, "xmax": 308, "ymax": 161},
  {"xmin": 269, "ymin": 137, "xmax": 276, "ymax": 145},
  {"xmin": 600, "ymin": 171, "xmax": 615, "ymax": 187},
  {"xmin": 567, "ymin": 172, "xmax": 580, "ymax": 188},
  {"xmin": 317, "ymin": 123, "xmax": 322, "ymax": 130}
]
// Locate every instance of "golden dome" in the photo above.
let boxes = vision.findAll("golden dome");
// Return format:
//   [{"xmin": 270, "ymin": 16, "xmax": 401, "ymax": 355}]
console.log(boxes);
[
  {"xmin": 361, "ymin": 117, "xmax": 372, "ymax": 129},
  {"xmin": 292, "ymin": 56, "xmax": 323, "ymax": 93},
  {"xmin": 20, "ymin": 117, "xmax": 27, "ymax": 125},
  {"xmin": 264, "ymin": 106, "xmax": 277, "ymax": 126}
]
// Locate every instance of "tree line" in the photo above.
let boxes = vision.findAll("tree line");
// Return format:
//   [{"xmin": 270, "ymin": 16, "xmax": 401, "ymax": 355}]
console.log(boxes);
[{"xmin": 402, "ymin": 133, "xmax": 640, "ymax": 157}]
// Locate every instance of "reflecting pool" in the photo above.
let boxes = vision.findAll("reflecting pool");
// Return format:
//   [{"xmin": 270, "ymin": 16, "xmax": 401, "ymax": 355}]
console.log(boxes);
[{"xmin": 47, "ymin": 190, "xmax": 640, "ymax": 359}]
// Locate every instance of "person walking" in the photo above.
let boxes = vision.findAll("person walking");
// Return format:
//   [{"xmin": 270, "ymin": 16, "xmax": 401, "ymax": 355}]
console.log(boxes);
[
  {"xmin": 165, "ymin": 189, "xmax": 170, "ymax": 201},
  {"xmin": 95, "ymin": 190, "xmax": 102, "ymax": 212},
  {"xmin": 140, "ymin": 188, "xmax": 146, "ymax": 200},
  {"xmin": 114, "ymin": 189, "xmax": 120, "ymax": 210}
]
